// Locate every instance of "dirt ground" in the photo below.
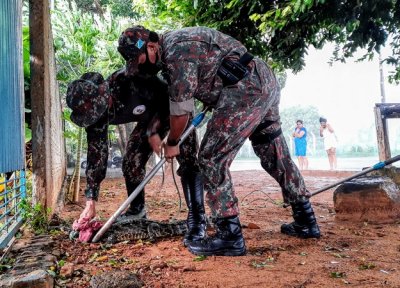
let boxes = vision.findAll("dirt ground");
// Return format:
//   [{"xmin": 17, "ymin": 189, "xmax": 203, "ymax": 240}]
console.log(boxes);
[{"xmin": 57, "ymin": 169, "xmax": 400, "ymax": 288}]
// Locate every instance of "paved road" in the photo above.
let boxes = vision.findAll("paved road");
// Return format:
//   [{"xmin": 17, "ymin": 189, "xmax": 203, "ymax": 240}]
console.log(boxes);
[
  {"xmin": 230, "ymin": 156, "xmax": 383, "ymax": 172},
  {"xmin": 68, "ymin": 156, "xmax": 399, "ymax": 178}
]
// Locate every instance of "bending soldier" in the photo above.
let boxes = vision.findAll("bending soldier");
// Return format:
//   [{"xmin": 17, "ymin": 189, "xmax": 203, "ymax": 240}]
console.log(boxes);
[
  {"xmin": 117, "ymin": 26, "xmax": 321, "ymax": 256},
  {"xmin": 66, "ymin": 68, "xmax": 206, "ymax": 244}
]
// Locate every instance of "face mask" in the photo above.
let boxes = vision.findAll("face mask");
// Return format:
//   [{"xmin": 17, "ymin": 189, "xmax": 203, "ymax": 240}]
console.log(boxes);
[{"xmin": 138, "ymin": 47, "xmax": 162, "ymax": 76}]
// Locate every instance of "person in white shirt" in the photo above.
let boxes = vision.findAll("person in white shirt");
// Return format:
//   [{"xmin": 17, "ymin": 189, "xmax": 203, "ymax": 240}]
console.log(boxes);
[{"xmin": 319, "ymin": 117, "xmax": 337, "ymax": 170}]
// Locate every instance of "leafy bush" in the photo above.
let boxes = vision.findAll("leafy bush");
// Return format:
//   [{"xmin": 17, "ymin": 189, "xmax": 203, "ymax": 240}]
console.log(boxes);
[{"xmin": 19, "ymin": 198, "xmax": 51, "ymax": 235}]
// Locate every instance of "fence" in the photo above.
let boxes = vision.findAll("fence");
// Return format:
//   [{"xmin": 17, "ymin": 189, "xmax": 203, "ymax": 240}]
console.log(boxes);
[
  {"xmin": 0, "ymin": 0, "xmax": 26, "ymax": 249},
  {"xmin": 0, "ymin": 171, "xmax": 26, "ymax": 249}
]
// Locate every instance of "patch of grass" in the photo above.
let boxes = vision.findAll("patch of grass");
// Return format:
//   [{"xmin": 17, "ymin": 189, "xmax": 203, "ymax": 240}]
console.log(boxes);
[
  {"xmin": 57, "ymin": 260, "xmax": 65, "ymax": 268},
  {"xmin": 0, "ymin": 257, "xmax": 15, "ymax": 272},
  {"xmin": 166, "ymin": 259, "xmax": 179, "ymax": 266},
  {"xmin": 359, "ymin": 262, "xmax": 376, "ymax": 270},
  {"xmin": 108, "ymin": 259, "xmax": 119, "ymax": 267},
  {"xmin": 193, "ymin": 255, "xmax": 207, "ymax": 262},
  {"xmin": 47, "ymin": 269, "xmax": 57, "ymax": 277},
  {"xmin": 250, "ymin": 259, "xmax": 273, "ymax": 269},
  {"xmin": 88, "ymin": 252, "xmax": 99, "ymax": 263},
  {"xmin": 19, "ymin": 198, "xmax": 51, "ymax": 234},
  {"xmin": 49, "ymin": 229, "xmax": 63, "ymax": 236},
  {"xmin": 100, "ymin": 243, "xmax": 113, "ymax": 250},
  {"xmin": 330, "ymin": 271, "xmax": 346, "ymax": 278},
  {"xmin": 331, "ymin": 252, "xmax": 349, "ymax": 258},
  {"xmin": 274, "ymin": 199, "xmax": 285, "ymax": 206}
]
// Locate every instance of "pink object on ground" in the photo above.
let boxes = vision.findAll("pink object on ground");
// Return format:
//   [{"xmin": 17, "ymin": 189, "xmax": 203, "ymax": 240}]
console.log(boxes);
[{"xmin": 72, "ymin": 217, "xmax": 103, "ymax": 243}]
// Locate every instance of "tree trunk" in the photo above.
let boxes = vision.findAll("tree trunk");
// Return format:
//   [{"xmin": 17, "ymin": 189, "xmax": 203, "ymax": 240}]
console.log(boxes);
[
  {"xmin": 116, "ymin": 125, "xmax": 126, "ymax": 156},
  {"xmin": 93, "ymin": 0, "xmax": 105, "ymax": 19},
  {"xmin": 116, "ymin": 123, "xmax": 135, "ymax": 156},
  {"xmin": 73, "ymin": 128, "xmax": 83, "ymax": 202},
  {"xmin": 68, "ymin": 127, "xmax": 83, "ymax": 202},
  {"xmin": 30, "ymin": 0, "xmax": 66, "ymax": 211}
]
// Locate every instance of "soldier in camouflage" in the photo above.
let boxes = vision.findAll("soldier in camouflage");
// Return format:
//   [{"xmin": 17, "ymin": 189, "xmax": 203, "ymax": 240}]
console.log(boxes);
[
  {"xmin": 117, "ymin": 26, "xmax": 321, "ymax": 256},
  {"xmin": 66, "ymin": 69, "xmax": 207, "ymax": 245}
]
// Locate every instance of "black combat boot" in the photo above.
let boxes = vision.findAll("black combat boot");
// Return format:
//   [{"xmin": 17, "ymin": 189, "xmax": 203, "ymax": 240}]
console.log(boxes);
[
  {"xmin": 118, "ymin": 182, "xmax": 146, "ymax": 220},
  {"xmin": 281, "ymin": 199, "xmax": 321, "ymax": 238},
  {"xmin": 181, "ymin": 173, "xmax": 207, "ymax": 246},
  {"xmin": 187, "ymin": 216, "xmax": 246, "ymax": 256}
]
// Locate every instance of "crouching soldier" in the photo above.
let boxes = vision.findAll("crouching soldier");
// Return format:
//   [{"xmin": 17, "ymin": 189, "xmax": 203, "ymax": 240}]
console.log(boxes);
[
  {"xmin": 117, "ymin": 26, "xmax": 321, "ymax": 256},
  {"xmin": 66, "ymin": 68, "xmax": 206, "ymax": 244}
]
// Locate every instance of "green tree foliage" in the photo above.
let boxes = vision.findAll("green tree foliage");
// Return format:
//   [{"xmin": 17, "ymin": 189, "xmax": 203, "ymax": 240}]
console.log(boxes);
[
  {"xmin": 252, "ymin": 0, "xmax": 400, "ymax": 81},
  {"xmin": 145, "ymin": 0, "xmax": 400, "ymax": 83},
  {"xmin": 51, "ymin": 1, "xmax": 125, "ymax": 200},
  {"xmin": 144, "ymin": 0, "xmax": 267, "ymax": 54},
  {"xmin": 52, "ymin": 1, "xmax": 125, "ymax": 144},
  {"xmin": 106, "ymin": 0, "xmax": 140, "ymax": 19},
  {"xmin": 190, "ymin": 0, "xmax": 272, "ymax": 59},
  {"xmin": 22, "ymin": 26, "xmax": 32, "ymax": 140},
  {"xmin": 67, "ymin": 0, "xmax": 106, "ymax": 16},
  {"xmin": 53, "ymin": 1, "xmax": 124, "ymax": 93},
  {"xmin": 70, "ymin": 0, "xmax": 140, "ymax": 19},
  {"xmin": 22, "ymin": 27, "xmax": 30, "ymax": 86}
]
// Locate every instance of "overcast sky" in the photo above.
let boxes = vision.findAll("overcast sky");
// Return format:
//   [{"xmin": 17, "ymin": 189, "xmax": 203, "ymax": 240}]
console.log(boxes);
[{"xmin": 280, "ymin": 44, "xmax": 400, "ymax": 148}]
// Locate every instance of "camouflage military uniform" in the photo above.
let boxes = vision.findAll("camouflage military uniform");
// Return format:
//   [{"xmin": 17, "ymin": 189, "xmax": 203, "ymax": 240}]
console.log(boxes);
[
  {"xmin": 84, "ymin": 69, "xmax": 199, "ymax": 210},
  {"xmin": 161, "ymin": 27, "xmax": 310, "ymax": 218}
]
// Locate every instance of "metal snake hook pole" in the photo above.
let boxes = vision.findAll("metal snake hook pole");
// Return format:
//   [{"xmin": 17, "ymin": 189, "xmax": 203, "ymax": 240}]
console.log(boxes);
[
  {"xmin": 282, "ymin": 154, "xmax": 400, "ymax": 208},
  {"xmin": 92, "ymin": 107, "xmax": 210, "ymax": 243}
]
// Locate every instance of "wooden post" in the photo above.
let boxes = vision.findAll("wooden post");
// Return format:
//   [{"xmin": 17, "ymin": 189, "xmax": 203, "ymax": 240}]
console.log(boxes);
[{"xmin": 374, "ymin": 103, "xmax": 400, "ymax": 161}]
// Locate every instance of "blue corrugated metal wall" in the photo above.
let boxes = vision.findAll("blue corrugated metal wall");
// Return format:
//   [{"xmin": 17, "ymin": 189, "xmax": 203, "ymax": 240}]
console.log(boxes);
[{"xmin": 0, "ymin": 0, "xmax": 25, "ymax": 173}]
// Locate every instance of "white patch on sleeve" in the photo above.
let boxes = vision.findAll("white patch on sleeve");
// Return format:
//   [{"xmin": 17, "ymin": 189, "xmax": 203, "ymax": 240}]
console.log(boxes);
[{"xmin": 132, "ymin": 105, "xmax": 146, "ymax": 115}]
